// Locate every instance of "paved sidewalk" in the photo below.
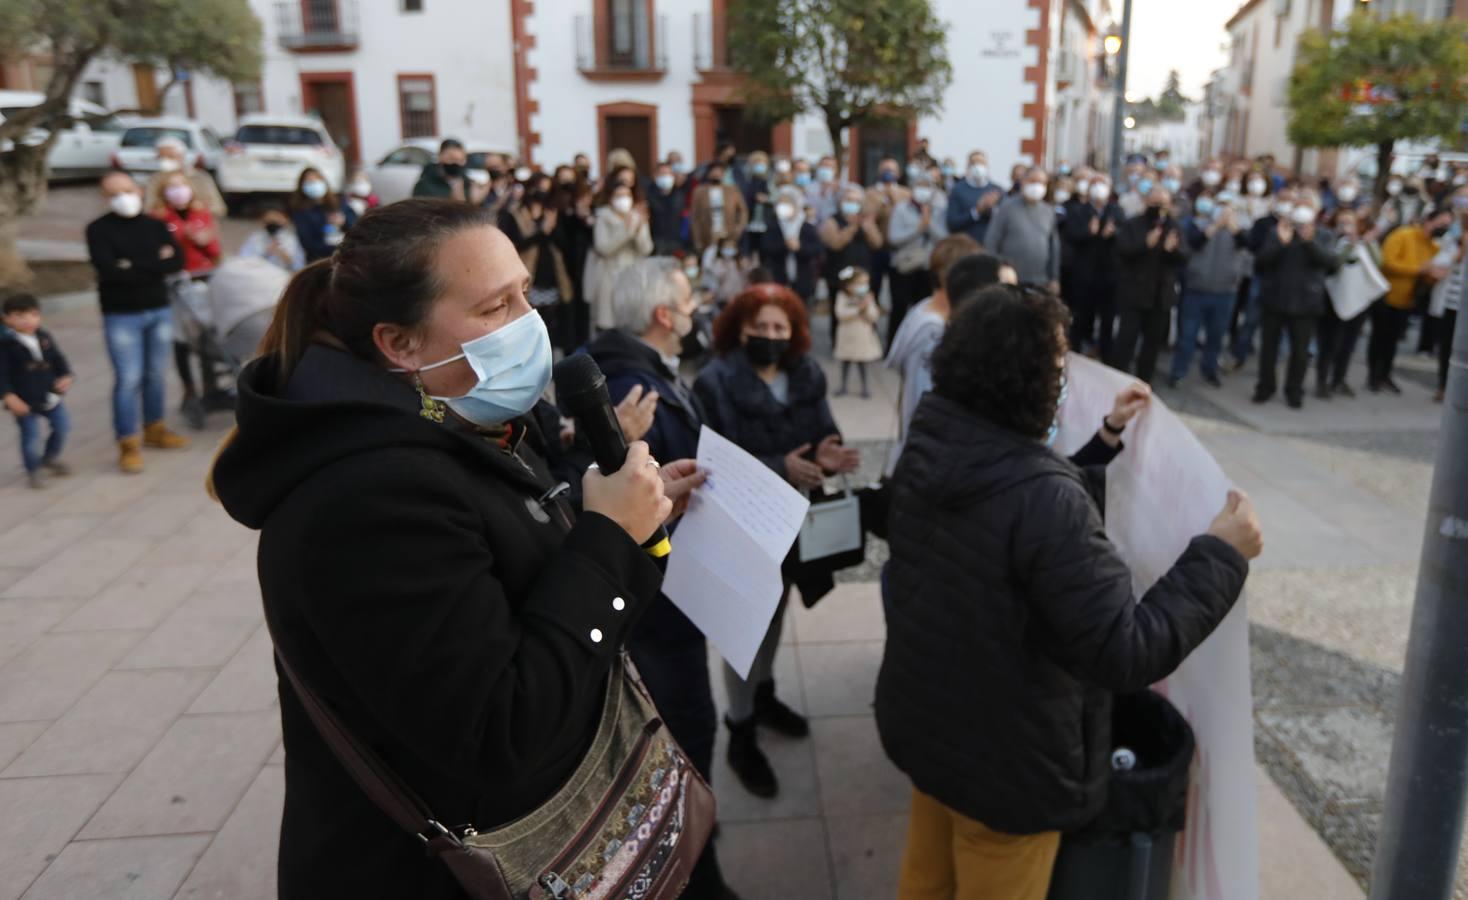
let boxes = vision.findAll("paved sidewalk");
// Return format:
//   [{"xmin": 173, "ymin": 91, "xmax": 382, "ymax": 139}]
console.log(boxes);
[{"xmin": 0, "ymin": 295, "xmax": 1437, "ymax": 898}]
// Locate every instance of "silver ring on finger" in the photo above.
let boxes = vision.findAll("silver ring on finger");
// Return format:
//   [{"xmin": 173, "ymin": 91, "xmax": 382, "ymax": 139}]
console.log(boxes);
[{"xmin": 646, "ymin": 458, "xmax": 661, "ymax": 470}]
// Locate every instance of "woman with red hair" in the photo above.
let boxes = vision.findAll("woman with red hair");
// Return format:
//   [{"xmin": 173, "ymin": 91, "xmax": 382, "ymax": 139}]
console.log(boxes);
[{"xmin": 693, "ymin": 283, "xmax": 861, "ymax": 798}]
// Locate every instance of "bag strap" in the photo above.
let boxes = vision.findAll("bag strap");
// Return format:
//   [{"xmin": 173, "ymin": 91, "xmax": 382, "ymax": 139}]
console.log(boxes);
[{"xmin": 265, "ymin": 616, "xmax": 465, "ymax": 854}]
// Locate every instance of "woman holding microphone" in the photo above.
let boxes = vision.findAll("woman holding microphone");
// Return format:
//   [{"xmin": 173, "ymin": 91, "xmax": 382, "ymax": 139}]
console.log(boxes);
[{"xmin": 210, "ymin": 199, "xmax": 706, "ymax": 898}]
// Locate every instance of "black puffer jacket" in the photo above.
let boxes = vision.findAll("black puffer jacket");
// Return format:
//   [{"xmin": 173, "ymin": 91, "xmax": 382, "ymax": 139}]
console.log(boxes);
[
  {"xmin": 1254, "ymin": 228, "xmax": 1339, "ymax": 316},
  {"xmin": 874, "ymin": 394, "xmax": 1248, "ymax": 835},
  {"xmin": 1114, "ymin": 211, "xmax": 1188, "ymax": 311},
  {"xmin": 691, "ymin": 350, "xmax": 840, "ymax": 481}
]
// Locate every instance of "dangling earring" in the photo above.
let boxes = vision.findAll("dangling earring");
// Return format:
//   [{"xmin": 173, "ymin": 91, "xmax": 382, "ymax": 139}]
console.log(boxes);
[{"xmin": 415, "ymin": 377, "xmax": 446, "ymax": 423}]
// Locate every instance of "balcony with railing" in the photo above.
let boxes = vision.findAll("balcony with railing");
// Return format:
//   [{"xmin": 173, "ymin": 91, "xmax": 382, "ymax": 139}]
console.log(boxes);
[
  {"xmin": 574, "ymin": 12, "xmax": 668, "ymax": 81},
  {"xmin": 276, "ymin": 0, "xmax": 360, "ymax": 53},
  {"xmin": 693, "ymin": 12, "xmax": 732, "ymax": 72}
]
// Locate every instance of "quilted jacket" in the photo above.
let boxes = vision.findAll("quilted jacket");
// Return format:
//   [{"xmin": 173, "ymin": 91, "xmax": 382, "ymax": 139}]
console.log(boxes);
[{"xmin": 874, "ymin": 393, "xmax": 1248, "ymax": 834}]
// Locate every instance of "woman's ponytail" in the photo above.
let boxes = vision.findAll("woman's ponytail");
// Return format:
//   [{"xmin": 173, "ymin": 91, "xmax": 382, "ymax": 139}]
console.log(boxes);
[{"xmin": 259, "ymin": 258, "xmax": 334, "ymax": 381}]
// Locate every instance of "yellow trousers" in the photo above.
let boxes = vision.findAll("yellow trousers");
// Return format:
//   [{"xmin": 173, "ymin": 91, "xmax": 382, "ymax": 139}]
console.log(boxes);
[{"xmin": 896, "ymin": 788, "xmax": 1062, "ymax": 900}]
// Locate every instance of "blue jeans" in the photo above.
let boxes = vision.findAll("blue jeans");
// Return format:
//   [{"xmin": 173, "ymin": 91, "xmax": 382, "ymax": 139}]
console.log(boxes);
[
  {"xmin": 1172, "ymin": 291, "xmax": 1234, "ymax": 380},
  {"xmin": 1231, "ymin": 279, "xmax": 1262, "ymax": 364},
  {"xmin": 103, "ymin": 308, "xmax": 172, "ymax": 439},
  {"xmin": 15, "ymin": 404, "xmax": 70, "ymax": 472}
]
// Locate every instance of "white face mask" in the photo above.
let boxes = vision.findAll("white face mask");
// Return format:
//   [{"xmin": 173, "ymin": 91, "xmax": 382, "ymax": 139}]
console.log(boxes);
[
  {"xmin": 1076, "ymin": 180, "xmax": 1090, "ymax": 196},
  {"xmin": 1053, "ymin": 189, "xmax": 1072, "ymax": 205},
  {"xmin": 611, "ymin": 195, "xmax": 634, "ymax": 214},
  {"xmin": 775, "ymin": 202, "xmax": 796, "ymax": 220},
  {"xmin": 1226, "ymin": 180, "xmax": 1242, "ymax": 194},
  {"xmin": 1275, "ymin": 202, "xmax": 1295, "ymax": 218},
  {"xmin": 1248, "ymin": 179, "xmax": 1267, "ymax": 196},
  {"xmin": 1022, "ymin": 182, "xmax": 1048, "ymax": 202},
  {"xmin": 1090, "ymin": 184, "xmax": 1111, "ymax": 202},
  {"xmin": 350, "ymin": 180, "xmax": 372, "ymax": 197},
  {"xmin": 514, "ymin": 167, "xmax": 532, "ymax": 182},
  {"xmin": 912, "ymin": 186, "xmax": 933, "ymax": 204},
  {"xmin": 775, "ymin": 160, "xmax": 791, "ymax": 174},
  {"xmin": 1290, "ymin": 206, "xmax": 1316, "ymax": 226},
  {"xmin": 1386, "ymin": 181, "xmax": 1403, "ymax": 197},
  {"xmin": 968, "ymin": 163, "xmax": 989, "ymax": 185},
  {"xmin": 1337, "ymin": 185, "xmax": 1359, "ymax": 203},
  {"xmin": 1201, "ymin": 170, "xmax": 1222, "ymax": 187},
  {"xmin": 158, "ymin": 158, "xmax": 182, "ymax": 173},
  {"xmin": 109, "ymin": 192, "xmax": 142, "ymax": 218}
]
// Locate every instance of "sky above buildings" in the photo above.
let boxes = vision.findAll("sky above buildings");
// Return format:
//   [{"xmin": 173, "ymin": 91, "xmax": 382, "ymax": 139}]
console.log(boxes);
[{"xmin": 1125, "ymin": 0, "xmax": 1239, "ymax": 101}]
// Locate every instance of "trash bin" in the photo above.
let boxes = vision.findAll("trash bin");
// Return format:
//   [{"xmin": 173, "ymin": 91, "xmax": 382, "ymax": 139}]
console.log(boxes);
[{"xmin": 1046, "ymin": 689, "xmax": 1195, "ymax": 900}]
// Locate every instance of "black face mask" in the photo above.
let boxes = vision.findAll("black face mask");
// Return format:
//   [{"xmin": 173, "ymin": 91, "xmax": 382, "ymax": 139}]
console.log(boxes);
[
  {"xmin": 488, "ymin": 167, "xmax": 505, "ymax": 181},
  {"xmin": 745, "ymin": 336, "xmax": 789, "ymax": 367},
  {"xmin": 442, "ymin": 162, "xmax": 464, "ymax": 178},
  {"xmin": 1145, "ymin": 205, "xmax": 1163, "ymax": 222},
  {"xmin": 530, "ymin": 191, "xmax": 552, "ymax": 207},
  {"xmin": 1405, "ymin": 186, "xmax": 1420, "ymax": 196},
  {"xmin": 1431, "ymin": 224, "xmax": 1451, "ymax": 238},
  {"xmin": 264, "ymin": 222, "xmax": 283, "ymax": 236}
]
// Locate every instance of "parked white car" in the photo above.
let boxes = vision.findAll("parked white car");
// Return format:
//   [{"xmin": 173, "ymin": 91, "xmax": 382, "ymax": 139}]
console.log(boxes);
[
  {"xmin": 217, "ymin": 114, "xmax": 346, "ymax": 206},
  {"xmin": 111, "ymin": 118, "xmax": 227, "ymax": 179},
  {"xmin": 0, "ymin": 90, "xmax": 127, "ymax": 180},
  {"xmin": 367, "ymin": 137, "xmax": 514, "ymax": 205}
]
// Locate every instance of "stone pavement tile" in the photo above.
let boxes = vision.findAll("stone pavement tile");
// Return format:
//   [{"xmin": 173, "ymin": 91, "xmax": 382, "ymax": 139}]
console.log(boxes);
[
  {"xmin": 133, "ymin": 508, "xmax": 252, "ymax": 570},
  {"xmin": 0, "ymin": 568, "xmax": 27, "ymax": 592},
  {"xmin": 5, "ymin": 669, "xmax": 214, "ymax": 777},
  {"xmin": 708, "ymin": 643, "xmax": 802, "ymax": 715},
  {"xmin": 1202, "ymin": 430, "xmax": 1338, "ymax": 489},
  {"xmin": 0, "ymin": 516, "xmax": 103, "ymax": 568},
  {"xmin": 0, "ymin": 598, "xmax": 85, "ymax": 670},
  {"xmin": 825, "ymin": 813, "xmax": 906, "ymax": 900},
  {"xmin": 1247, "ymin": 565, "xmax": 1416, "ymax": 672},
  {"xmin": 34, "ymin": 473, "xmax": 160, "ymax": 519},
  {"xmin": 267, "ymin": 741, "xmax": 283, "ymax": 766},
  {"xmin": 0, "ymin": 773, "xmax": 121, "ymax": 900},
  {"xmin": 18, "ymin": 834, "xmax": 211, "ymax": 900},
  {"xmin": 51, "ymin": 562, "xmax": 214, "ymax": 633},
  {"xmin": 1229, "ymin": 480, "xmax": 1382, "ymax": 571},
  {"xmin": 2, "ymin": 536, "xmax": 155, "ymax": 600},
  {"xmin": 117, "ymin": 615, "xmax": 257, "ymax": 671},
  {"xmin": 1287, "ymin": 437, "xmax": 1433, "ymax": 520},
  {"xmin": 174, "ymin": 764, "xmax": 282, "ymax": 900},
  {"xmin": 194, "ymin": 541, "xmax": 260, "ymax": 593},
  {"xmin": 791, "ymin": 582, "xmax": 886, "ymax": 644},
  {"xmin": 0, "ymin": 492, "xmax": 60, "ymax": 535},
  {"xmin": 810, "ymin": 717, "xmax": 909, "ymax": 818},
  {"xmin": 78, "ymin": 710, "xmax": 280, "ymax": 839},
  {"xmin": 798, "ymin": 641, "xmax": 882, "ymax": 718},
  {"xmin": 188, "ymin": 625, "xmax": 278, "ymax": 715},
  {"xmin": 0, "ymin": 631, "xmax": 145, "ymax": 722},
  {"xmin": 0, "ymin": 722, "xmax": 48, "ymax": 771},
  {"xmin": 171, "ymin": 585, "xmax": 263, "ymax": 624},
  {"xmin": 711, "ymin": 726, "xmax": 822, "ymax": 824},
  {"xmin": 1257, "ymin": 706, "xmax": 1394, "ymax": 807},
  {"xmin": 717, "ymin": 818, "xmax": 834, "ymax": 900},
  {"xmin": 96, "ymin": 491, "xmax": 212, "ymax": 540},
  {"xmin": 1257, "ymin": 767, "xmax": 1364, "ymax": 900}
]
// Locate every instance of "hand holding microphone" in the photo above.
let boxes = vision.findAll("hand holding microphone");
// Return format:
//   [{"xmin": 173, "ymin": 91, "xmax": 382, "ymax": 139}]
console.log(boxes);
[{"xmin": 582, "ymin": 441, "xmax": 671, "ymax": 545}]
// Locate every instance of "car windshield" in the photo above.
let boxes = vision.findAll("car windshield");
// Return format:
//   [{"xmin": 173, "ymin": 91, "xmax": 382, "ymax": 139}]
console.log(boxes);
[
  {"xmin": 121, "ymin": 127, "xmax": 194, "ymax": 149},
  {"xmin": 236, "ymin": 125, "xmax": 324, "ymax": 146}
]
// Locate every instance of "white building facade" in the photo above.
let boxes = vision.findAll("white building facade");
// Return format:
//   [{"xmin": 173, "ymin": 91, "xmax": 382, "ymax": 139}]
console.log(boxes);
[{"xmin": 9, "ymin": 0, "xmax": 1122, "ymax": 183}]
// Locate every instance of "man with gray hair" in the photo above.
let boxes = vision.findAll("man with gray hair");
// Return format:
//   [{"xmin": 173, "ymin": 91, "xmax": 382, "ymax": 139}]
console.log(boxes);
[
  {"xmin": 582, "ymin": 255, "xmax": 736, "ymax": 899},
  {"xmin": 985, "ymin": 165, "xmax": 1061, "ymax": 294}
]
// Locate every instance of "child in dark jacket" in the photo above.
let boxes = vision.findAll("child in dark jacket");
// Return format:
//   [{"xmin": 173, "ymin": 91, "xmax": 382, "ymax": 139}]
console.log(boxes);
[{"xmin": 1, "ymin": 294, "xmax": 74, "ymax": 488}]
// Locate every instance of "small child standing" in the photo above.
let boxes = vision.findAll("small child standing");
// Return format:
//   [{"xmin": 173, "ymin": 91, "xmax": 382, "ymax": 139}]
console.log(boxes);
[
  {"xmin": 1, "ymin": 294, "xmax": 74, "ymax": 489},
  {"xmin": 702, "ymin": 237, "xmax": 750, "ymax": 310},
  {"xmin": 833, "ymin": 266, "xmax": 882, "ymax": 398}
]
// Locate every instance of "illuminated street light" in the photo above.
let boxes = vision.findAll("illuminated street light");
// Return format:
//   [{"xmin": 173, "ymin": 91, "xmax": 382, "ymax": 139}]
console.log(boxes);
[
  {"xmin": 1124, "ymin": 91, "xmax": 1141, "ymax": 103},
  {"xmin": 1105, "ymin": 34, "xmax": 1123, "ymax": 55},
  {"xmin": 1124, "ymin": 116, "xmax": 1137, "ymax": 129}
]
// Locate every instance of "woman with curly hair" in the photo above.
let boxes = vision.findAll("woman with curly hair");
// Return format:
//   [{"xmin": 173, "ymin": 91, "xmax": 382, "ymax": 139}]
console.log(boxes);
[
  {"xmin": 692, "ymin": 283, "xmax": 861, "ymax": 799},
  {"xmin": 875, "ymin": 284, "xmax": 1262, "ymax": 899}
]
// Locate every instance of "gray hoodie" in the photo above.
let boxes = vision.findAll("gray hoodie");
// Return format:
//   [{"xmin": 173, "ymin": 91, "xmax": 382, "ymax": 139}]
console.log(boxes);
[{"xmin": 884, "ymin": 297, "xmax": 946, "ymax": 476}]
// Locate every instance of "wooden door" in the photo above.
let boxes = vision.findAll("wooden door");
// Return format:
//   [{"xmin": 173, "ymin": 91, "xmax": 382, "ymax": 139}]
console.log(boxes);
[
  {"xmin": 607, "ymin": 115, "xmax": 653, "ymax": 174},
  {"xmin": 302, "ymin": 75, "xmax": 359, "ymax": 164}
]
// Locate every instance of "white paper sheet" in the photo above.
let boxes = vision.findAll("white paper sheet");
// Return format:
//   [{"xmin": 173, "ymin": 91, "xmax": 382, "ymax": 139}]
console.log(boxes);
[
  {"xmin": 662, "ymin": 426, "xmax": 810, "ymax": 678},
  {"xmin": 1057, "ymin": 353, "xmax": 1260, "ymax": 900}
]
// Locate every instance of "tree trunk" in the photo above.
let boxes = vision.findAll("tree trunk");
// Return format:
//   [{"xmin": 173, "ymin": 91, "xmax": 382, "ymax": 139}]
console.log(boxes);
[
  {"xmin": 153, "ymin": 74, "xmax": 181, "ymax": 116},
  {"xmin": 1375, "ymin": 139, "xmax": 1395, "ymax": 207},
  {"xmin": 826, "ymin": 116, "xmax": 846, "ymax": 182},
  {"xmin": 0, "ymin": 144, "xmax": 53, "ymax": 289}
]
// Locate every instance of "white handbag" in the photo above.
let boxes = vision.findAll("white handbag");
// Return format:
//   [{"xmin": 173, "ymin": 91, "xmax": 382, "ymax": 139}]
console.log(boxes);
[{"xmin": 797, "ymin": 479, "xmax": 863, "ymax": 564}]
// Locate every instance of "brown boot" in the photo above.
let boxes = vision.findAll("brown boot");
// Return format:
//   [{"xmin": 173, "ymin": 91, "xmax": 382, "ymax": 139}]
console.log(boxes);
[
  {"xmin": 143, "ymin": 421, "xmax": 191, "ymax": 450},
  {"xmin": 118, "ymin": 436, "xmax": 144, "ymax": 474}
]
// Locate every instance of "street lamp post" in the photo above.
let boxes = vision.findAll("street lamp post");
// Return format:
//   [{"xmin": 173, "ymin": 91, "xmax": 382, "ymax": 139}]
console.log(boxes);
[{"xmin": 1108, "ymin": 0, "xmax": 1134, "ymax": 183}]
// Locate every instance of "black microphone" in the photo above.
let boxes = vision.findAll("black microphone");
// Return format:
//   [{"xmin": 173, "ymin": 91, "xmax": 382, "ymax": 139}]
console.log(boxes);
[{"xmin": 554, "ymin": 354, "xmax": 671, "ymax": 560}]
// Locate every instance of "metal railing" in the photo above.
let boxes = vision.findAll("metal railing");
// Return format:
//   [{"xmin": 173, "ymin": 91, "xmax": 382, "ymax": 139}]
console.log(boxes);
[
  {"xmin": 574, "ymin": 13, "xmax": 668, "ymax": 73},
  {"xmin": 276, "ymin": 0, "xmax": 360, "ymax": 51},
  {"xmin": 693, "ymin": 13, "xmax": 732, "ymax": 72}
]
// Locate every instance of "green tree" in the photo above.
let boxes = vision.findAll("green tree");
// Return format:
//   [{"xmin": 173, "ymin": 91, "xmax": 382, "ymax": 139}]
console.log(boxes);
[
  {"xmin": 725, "ymin": 0, "xmax": 952, "ymax": 177},
  {"xmin": 0, "ymin": 0, "xmax": 262, "ymax": 287},
  {"xmin": 1156, "ymin": 69, "xmax": 1189, "ymax": 120},
  {"xmin": 1288, "ymin": 12, "xmax": 1468, "ymax": 203}
]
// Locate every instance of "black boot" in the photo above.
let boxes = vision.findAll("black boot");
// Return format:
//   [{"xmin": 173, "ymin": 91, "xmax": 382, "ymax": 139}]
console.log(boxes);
[
  {"xmin": 753, "ymin": 681, "xmax": 810, "ymax": 738},
  {"xmin": 725, "ymin": 716, "xmax": 777, "ymax": 798}
]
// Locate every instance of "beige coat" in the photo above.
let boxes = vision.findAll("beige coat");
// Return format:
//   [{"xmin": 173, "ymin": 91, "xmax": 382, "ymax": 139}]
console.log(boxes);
[
  {"xmin": 691, "ymin": 184, "xmax": 749, "ymax": 254},
  {"xmin": 587, "ymin": 206, "xmax": 654, "ymax": 330},
  {"xmin": 834, "ymin": 290, "xmax": 883, "ymax": 363}
]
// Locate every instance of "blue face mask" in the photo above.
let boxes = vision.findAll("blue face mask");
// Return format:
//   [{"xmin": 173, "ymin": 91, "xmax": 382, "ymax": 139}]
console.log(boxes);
[
  {"xmin": 1163, "ymin": 178, "xmax": 1182, "ymax": 194},
  {"xmin": 1044, "ymin": 372, "xmax": 1070, "ymax": 447},
  {"xmin": 401, "ymin": 311, "xmax": 553, "ymax": 427},
  {"xmin": 302, "ymin": 180, "xmax": 328, "ymax": 200},
  {"xmin": 1137, "ymin": 178, "xmax": 1154, "ymax": 196},
  {"xmin": 794, "ymin": 172, "xmax": 812, "ymax": 187},
  {"xmin": 840, "ymin": 200, "xmax": 863, "ymax": 217},
  {"xmin": 1195, "ymin": 197, "xmax": 1217, "ymax": 218}
]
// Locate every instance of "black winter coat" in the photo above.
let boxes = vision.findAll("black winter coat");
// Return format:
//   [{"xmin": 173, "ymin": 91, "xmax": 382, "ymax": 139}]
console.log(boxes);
[
  {"xmin": 212, "ymin": 345, "xmax": 663, "ymax": 900},
  {"xmin": 1254, "ymin": 228, "xmax": 1339, "ymax": 316},
  {"xmin": 1115, "ymin": 211, "xmax": 1188, "ymax": 311},
  {"xmin": 692, "ymin": 350, "xmax": 840, "ymax": 483},
  {"xmin": 0, "ymin": 327, "xmax": 71, "ymax": 410},
  {"xmin": 1062, "ymin": 201, "xmax": 1125, "ymax": 287},
  {"xmin": 761, "ymin": 222, "xmax": 823, "ymax": 301},
  {"xmin": 875, "ymin": 394, "xmax": 1248, "ymax": 835}
]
